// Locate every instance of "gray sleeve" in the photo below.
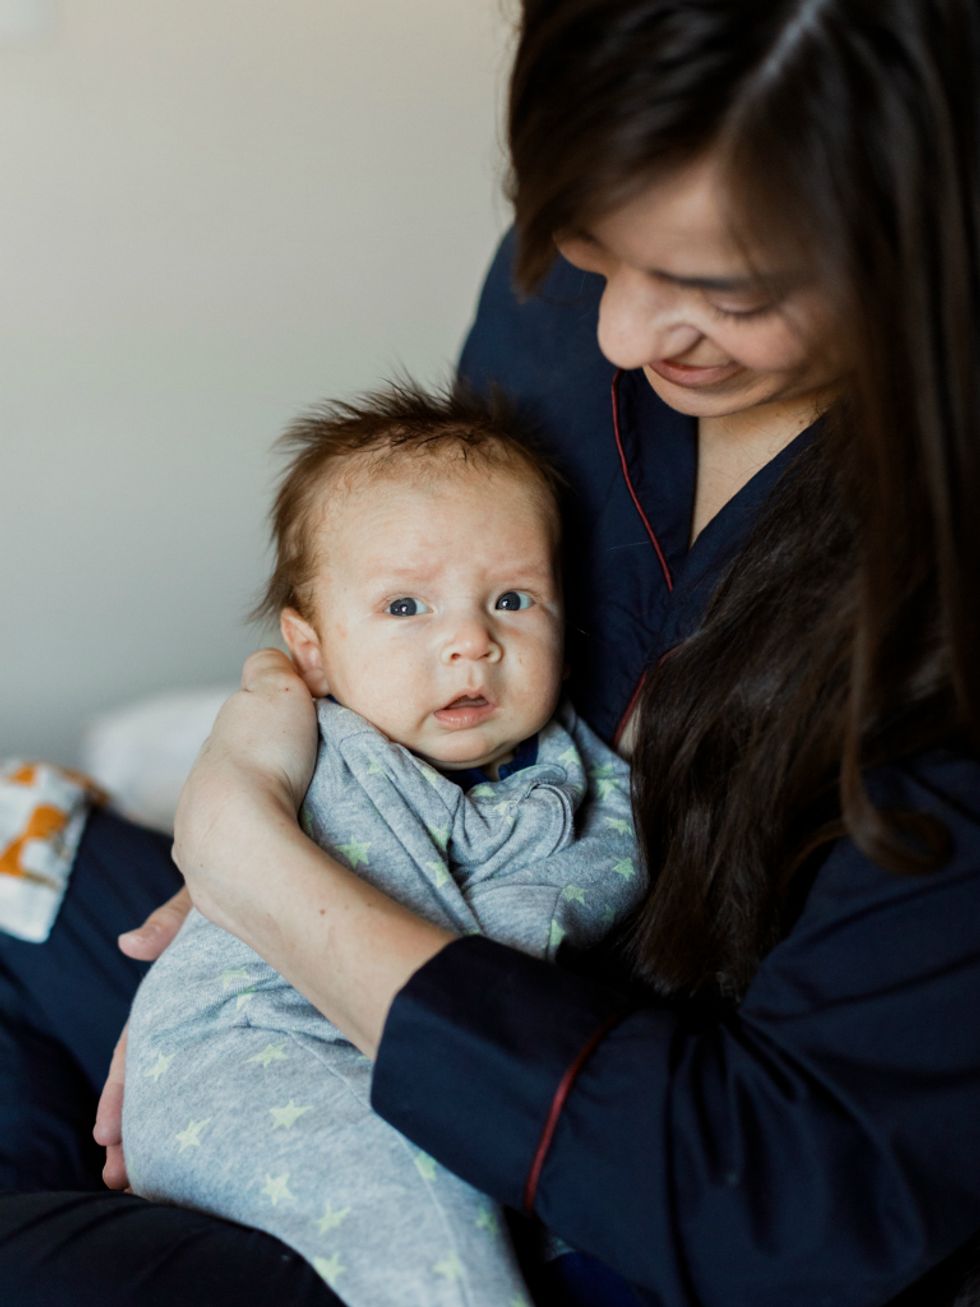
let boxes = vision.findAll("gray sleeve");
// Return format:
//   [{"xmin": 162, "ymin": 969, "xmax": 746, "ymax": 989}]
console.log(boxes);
[{"xmin": 460, "ymin": 703, "xmax": 645, "ymax": 960}]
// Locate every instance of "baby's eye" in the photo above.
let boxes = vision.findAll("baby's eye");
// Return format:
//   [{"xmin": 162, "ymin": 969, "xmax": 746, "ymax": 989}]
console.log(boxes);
[
  {"xmin": 385, "ymin": 597, "xmax": 430, "ymax": 617},
  {"xmin": 495, "ymin": 590, "xmax": 533, "ymax": 611}
]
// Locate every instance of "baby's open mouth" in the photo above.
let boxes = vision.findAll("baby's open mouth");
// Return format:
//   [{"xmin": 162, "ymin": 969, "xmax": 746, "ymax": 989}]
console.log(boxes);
[
  {"xmin": 443, "ymin": 694, "xmax": 490, "ymax": 709},
  {"xmin": 434, "ymin": 693, "xmax": 496, "ymax": 726}
]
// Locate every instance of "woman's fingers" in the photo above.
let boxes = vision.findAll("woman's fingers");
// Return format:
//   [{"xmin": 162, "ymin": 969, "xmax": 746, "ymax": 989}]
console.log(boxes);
[
  {"xmin": 93, "ymin": 1023, "xmax": 131, "ymax": 1190},
  {"xmin": 174, "ymin": 649, "xmax": 318, "ymax": 850},
  {"xmin": 234, "ymin": 647, "xmax": 320, "ymax": 808},
  {"xmin": 240, "ymin": 646, "xmax": 305, "ymax": 693},
  {"xmin": 117, "ymin": 885, "xmax": 193, "ymax": 960},
  {"xmin": 169, "ymin": 651, "xmax": 318, "ymax": 938}
]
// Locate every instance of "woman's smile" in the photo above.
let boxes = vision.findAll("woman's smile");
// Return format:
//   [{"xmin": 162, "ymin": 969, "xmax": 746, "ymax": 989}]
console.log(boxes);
[
  {"xmin": 557, "ymin": 155, "xmax": 840, "ymax": 430},
  {"xmin": 646, "ymin": 357, "xmax": 743, "ymax": 388}
]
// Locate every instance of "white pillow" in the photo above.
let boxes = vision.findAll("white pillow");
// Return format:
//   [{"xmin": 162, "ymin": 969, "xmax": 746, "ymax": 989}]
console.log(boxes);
[{"xmin": 81, "ymin": 686, "xmax": 235, "ymax": 832}]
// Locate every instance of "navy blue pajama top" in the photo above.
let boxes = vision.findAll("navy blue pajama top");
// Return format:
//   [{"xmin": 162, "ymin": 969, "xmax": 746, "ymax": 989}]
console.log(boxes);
[{"xmin": 370, "ymin": 232, "xmax": 980, "ymax": 1307}]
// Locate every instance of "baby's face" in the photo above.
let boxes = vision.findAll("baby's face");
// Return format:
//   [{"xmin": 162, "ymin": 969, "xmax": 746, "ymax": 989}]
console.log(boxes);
[{"xmin": 282, "ymin": 462, "xmax": 564, "ymax": 773}]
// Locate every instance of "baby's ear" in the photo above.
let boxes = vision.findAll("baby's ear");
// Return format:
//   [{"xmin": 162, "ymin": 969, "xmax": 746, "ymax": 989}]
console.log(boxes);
[{"xmin": 280, "ymin": 608, "xmax": 329, "ymax": 697}]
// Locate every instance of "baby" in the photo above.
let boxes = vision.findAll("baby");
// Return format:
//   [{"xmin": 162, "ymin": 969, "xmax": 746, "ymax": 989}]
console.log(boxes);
[{"xmin": 124, "ymin": 382, "xmax": 644, "ymax": 1307}]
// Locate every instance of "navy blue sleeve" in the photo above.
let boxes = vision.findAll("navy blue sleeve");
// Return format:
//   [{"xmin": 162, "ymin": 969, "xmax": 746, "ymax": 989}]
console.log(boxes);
[{"xmin": 372, "ymin": 753, "xmax": 980, "ymax": 1307}]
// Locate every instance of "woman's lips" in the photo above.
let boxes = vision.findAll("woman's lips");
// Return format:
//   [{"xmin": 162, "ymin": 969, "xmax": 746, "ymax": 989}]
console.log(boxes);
[
  {"xmin": 646, "ymin": 357, "xmax": 741, "ymax": 388},
  {"xmin": 434, "ymin": 695, "xmax": 496, "ymax": 728}
]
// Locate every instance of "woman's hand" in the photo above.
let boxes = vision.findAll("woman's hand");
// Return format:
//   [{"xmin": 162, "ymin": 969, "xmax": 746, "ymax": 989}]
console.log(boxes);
[
  {"xmin": 93, "ymin": 885, "xmax": 193, "ymax": 1188},
  {"xmin": 93, "ymin": 1021, "xmax": 132, "ymax": 1189},
  {"xmin": 171, "ymin": 648, "xmax": 318, "ymax": 943},
  {"xmin": 117, "ymin": 883, "xmax": 193, "ymax": 960},
  {"xmin": 93, "ymin": 651, "xmax": 315, "ymax": 1188}
]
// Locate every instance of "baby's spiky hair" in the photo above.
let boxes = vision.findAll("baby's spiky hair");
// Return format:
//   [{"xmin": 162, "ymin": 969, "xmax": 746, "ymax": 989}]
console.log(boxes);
[{"xmin": 249, "ymin": 378, "xmax": 565, "ymax": 628}]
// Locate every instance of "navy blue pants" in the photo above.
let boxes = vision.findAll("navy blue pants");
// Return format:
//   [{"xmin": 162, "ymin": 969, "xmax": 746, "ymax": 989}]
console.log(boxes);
[{"xmin": 0, "ymin": 807, "xmax": 342, "ymax": 1305}]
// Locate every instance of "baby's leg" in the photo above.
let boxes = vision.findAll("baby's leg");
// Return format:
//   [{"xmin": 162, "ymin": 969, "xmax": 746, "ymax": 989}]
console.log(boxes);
[{"xmin": 126, "ymin": 1014, "xmax": 531, "ymax": 1307}]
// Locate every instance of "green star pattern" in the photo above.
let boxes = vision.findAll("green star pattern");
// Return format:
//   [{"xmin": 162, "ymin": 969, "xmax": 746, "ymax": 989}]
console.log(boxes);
[
  {"xmin": 426, "ymin": 824, "xmax": 449, "ymax": 851},
  {"xmin": 174, "ymin": 1117, "xmax": 211, "ymax": 1152},
  {"xmin": 604, "ymin": 816, "xmax": 632, "ymax": 836},
  {"xmin": 337, "ymin": 840, "xmax": 371, "ymax": 869},
  {"xmin": 315, "ymin": 1202, "xmax": 351, "ymax": 1235},
  {"xmin": 475, "ymin": 1205, "xmax": 500, "ymax": 1235},
  {"xmin": 433, "ymin": 1253, "xmax": 463, "ymax": 1280},
  {"xmin": 313, "ymin": 1253, "xmax": 345, "ymax": 1287},
  {"xmin": 426, "ymin": 859, "xmax": 450, "ymax": 888},
  {"xmin": 413, "ymin": 1150, "xmax": 438, "ymax": 1181},
  {"xmin": 145, "ymin": 1051, "xmax": 175, "ymax": 1082},
  {"xmin": 261, "ymin": 1172, "xmax": 296, "ymax": 1206},
  {"xmin": 269, "ymin": 1100, "xmax": 312, "ymax": 1129},
  {"xmin": 245, "ymin": 1041, "xmax": 289, "ymax": 1069}
]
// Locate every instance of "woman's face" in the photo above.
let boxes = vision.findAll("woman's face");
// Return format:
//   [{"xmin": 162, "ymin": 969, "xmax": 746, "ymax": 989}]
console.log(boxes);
[{"xmin": 556, "ymin": 155, "xmax": 840, "ymax": 425}]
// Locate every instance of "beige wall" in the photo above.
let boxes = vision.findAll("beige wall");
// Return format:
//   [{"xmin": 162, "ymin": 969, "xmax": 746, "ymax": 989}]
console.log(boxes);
[{"xmin": 1, "ymin": 1, "xmax": 514, "ymax": 765}]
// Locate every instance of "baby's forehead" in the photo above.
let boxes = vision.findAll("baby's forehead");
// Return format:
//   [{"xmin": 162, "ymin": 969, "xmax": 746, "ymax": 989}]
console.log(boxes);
[
  {"xmin": 300, "ymin": 451, "xmax": 561, "ymax": 587},
  {"xmin": 310, "ymin": 448, "xmax": 559, "ymax": 526}
]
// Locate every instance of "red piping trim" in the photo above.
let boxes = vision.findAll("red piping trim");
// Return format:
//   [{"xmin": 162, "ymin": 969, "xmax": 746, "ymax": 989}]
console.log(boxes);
[
  {"xmin": 610, "ymin": 370, "xmax": 673, "ymax": 592},
  {"xmin": 523, "ymin": 1010, "xmax": 625, "ymax": 1214}
]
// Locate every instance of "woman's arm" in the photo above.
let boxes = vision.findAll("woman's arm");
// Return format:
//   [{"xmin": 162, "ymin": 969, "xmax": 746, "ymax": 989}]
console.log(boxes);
[
  {"xmin": 169, "ymin": 649, "xmax": 456, "ymax": 1060},
  {"xmin": 370, "ymin": 754, "xmax": 980, "ymax": 1306},
  {"xmin": 95, "ymin": 650, "xmax": 455, "ymax": 1189},
  {"xmin": 171, "ymin": 651, "xmax": 980, "ymax": 1306}
]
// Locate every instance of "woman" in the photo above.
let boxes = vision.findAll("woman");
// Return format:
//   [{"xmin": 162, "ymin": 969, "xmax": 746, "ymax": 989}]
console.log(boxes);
[{"xmin": 2, "ymin": 2, "xmax": 978, "ymax": 1304}]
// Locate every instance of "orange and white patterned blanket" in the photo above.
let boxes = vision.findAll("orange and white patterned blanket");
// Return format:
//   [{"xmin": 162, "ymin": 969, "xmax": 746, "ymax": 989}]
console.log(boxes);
[{"xmin": 0, "ymin": 761, "xmax": 105, "ymax": 942}]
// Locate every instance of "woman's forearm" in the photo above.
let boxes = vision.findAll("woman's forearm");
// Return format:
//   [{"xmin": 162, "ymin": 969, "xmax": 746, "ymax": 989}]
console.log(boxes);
[
  {"xmin": 170, "ymin": 650, "xmax": 455, "ymax": 1059},
  {"xmin": 227, "ymin": 804, "xmax": 455, "ymax": 1059}
]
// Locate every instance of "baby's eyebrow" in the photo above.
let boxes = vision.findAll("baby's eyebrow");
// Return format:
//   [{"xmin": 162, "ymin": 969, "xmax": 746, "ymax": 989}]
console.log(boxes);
[
  {"xmin": 484, "ymin": 560, "xmax": 556, "ymax": 582},
  {"xmin": 363, "ymin": 560, "xmax": 435, "ymax": 581}
]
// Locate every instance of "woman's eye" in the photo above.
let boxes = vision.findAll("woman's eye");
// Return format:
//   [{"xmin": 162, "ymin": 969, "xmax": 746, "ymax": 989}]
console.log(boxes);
[
  {"xmin": 708, "ymin": 299, "xmax": 777, "ymax": 322},
  {"xmin": 386, "ymin": 597, "xmax": 429, "ymax": 617},
  {"xmin": 495, "ymin": 590, "xmax": 533, "ymax": 611}
]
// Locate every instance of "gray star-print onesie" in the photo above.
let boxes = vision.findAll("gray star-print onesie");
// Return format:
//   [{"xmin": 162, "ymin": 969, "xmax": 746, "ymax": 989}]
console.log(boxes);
[{"xmin": 124, "ymin": 699, "xmax": 643, "ymax": 1306}]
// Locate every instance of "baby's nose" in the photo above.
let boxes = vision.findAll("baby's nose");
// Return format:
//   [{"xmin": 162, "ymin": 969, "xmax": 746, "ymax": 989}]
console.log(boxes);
[{"xmin": 440, "ymin": 618, "xmax": 502, "ymax": 664}]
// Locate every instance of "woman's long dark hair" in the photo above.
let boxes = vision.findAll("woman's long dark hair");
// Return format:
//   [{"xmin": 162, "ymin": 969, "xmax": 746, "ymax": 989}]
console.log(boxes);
[{"xmin": 509, "ymin": 0, "xmax": 980, "ymax": 999}]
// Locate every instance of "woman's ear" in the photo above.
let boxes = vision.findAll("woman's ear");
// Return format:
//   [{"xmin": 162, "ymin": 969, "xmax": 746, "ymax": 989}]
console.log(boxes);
[{"xmin": 280, "ymin": 608, "xmax": 329, "ymax": 697}]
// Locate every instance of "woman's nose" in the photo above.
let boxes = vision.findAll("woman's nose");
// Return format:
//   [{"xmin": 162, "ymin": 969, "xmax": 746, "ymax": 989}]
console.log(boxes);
[
  {"xmin": 596, "ymin": 268, "xmax": 701, "ymax": 370},
  {"xmin": 439, "ymin": 617, "xmax": 502, "ymax": 665}
]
